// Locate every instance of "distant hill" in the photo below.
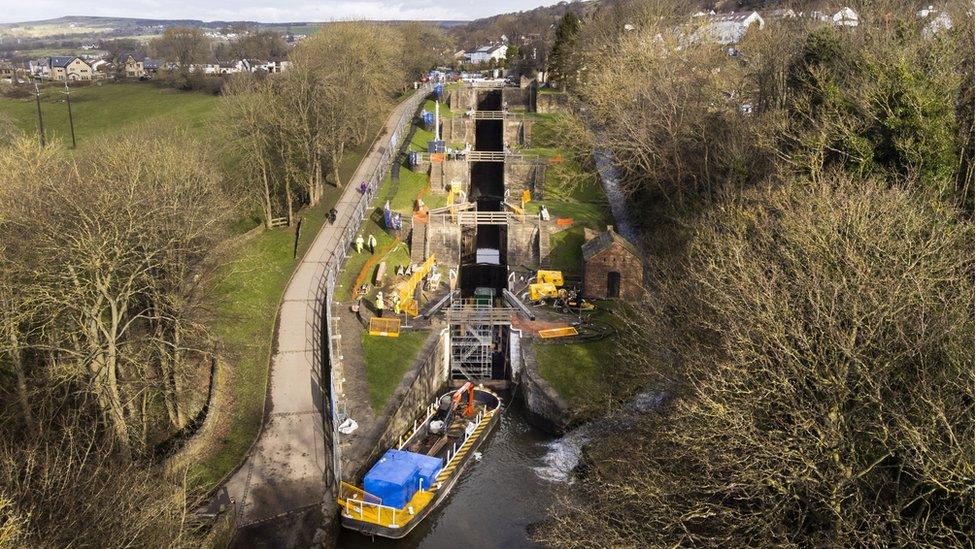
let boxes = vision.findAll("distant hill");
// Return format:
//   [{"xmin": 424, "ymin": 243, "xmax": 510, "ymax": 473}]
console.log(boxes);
[
  {"xmin": 0, "ymin": 15, "xmax": 467, "ymax": 39},
  {"xmin": 448, "ymin": 1, "xmax": 598, "ymax": 50}
]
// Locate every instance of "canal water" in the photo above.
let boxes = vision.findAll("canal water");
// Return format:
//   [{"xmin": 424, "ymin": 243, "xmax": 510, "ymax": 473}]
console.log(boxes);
[{"xmin": 338, "ymin": 400, "xmax": 562, "ymax": 548}]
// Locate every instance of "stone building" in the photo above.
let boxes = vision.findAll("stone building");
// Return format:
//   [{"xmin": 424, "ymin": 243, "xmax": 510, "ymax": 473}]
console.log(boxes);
[
  {"xmin": 581, "ymin": 227, "xmax": 643, "ymax": 300},
  {"xmin": 48, "ymin": 56, "xmax": 94, "ymax": 81}
]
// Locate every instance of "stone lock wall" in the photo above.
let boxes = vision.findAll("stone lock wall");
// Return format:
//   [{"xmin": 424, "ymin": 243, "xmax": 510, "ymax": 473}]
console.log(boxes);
[
  {"xmin": 506, "ymin": 220, "xmax": 542, "ymax": 269},
  {"xmin": 426, "ymin": 222, "xmax": 461, "ymax": 269},
  {"xmin": 442, "ymin": 159, "xmax": 470, "ymax": 196},
  {"xmin": 505, "ymin": 161, "xmax": 547, "ymax": 199},
  {"xmin": 517, "ymin": 339, "xmax": 573, "ymax": 434},
  {"xmin": 502, "ymin": 87, "xmax": 531, "ymax": 112},
  {"xmin": 441, "ymin": 117, "xmax": 474, "ymax": 145},
  {"xmin": 536, "ymin": 92, "xmax": 570, "ymax": 115},
  {"xmin": 449, "ymin": 88, "xmax": 478, "ymax": 112},
  {"xmin": 503, "ymin": 117, "xmax": 524, "ymax": 148}
]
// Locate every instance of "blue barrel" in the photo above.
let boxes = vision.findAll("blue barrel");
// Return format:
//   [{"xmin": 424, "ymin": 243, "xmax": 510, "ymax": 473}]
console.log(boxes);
[{"xmin": 434, "ymin": 83, "xmax": 444, "ymax": 99}]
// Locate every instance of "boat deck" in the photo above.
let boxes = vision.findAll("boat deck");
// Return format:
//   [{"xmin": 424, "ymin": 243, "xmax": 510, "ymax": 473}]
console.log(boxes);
[{"xmin": 338, "ymin": 388, "xmax": 501, "ymax": 532}]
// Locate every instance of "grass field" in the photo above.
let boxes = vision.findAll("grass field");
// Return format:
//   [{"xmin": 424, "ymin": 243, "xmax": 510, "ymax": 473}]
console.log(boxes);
[
  {"xmin": 361, "ymin": 330, "xmax": 431, "ymax": 411},
  {"xmin": 0, "ymin": 82, "xmax": 218, "ymax": 144},
  {"xmin": 535, "ymin": 304, "xmax": 625, "ymax": 412}
]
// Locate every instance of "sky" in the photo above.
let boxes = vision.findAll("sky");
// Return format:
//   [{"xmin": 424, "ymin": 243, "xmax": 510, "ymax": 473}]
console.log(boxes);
[{"xmin": 0, "ymin": 0, "xmax": 562, "ymax": 24}]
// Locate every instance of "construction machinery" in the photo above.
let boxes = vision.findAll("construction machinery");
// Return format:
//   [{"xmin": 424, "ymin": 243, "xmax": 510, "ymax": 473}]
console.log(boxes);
[
  {"xmin": 536, "ymin": 270, "xmax": 564, "ymax": 286},
  {"xmin": 396, "ymin": 254, "xmax": 436, "ymax": 317},
  {"xmin": 528, "ymin": 282, "xmax": 559, "ymax": 302},
  {"xmin": 527, "ymin": 269, "xmax": 564, "ymax": 302}
]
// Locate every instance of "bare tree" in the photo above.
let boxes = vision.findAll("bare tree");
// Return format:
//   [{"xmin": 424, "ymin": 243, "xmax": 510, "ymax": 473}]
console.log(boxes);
[
  {"xmin": 537, "ymin": 175, "xmax": 974, "ymax": 547},
  {"xmin": 152, "ymin": 27, "xmax": 212, "ymax": 85}
]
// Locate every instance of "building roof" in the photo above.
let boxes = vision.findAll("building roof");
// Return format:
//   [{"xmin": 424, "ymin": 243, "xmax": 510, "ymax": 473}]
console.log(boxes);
[
  {"xmin": 118, "ymin": 52, "xmax": 145, "ymax": 63},
  {"xmin": 710, "ymin": 11, "xmax": 761, "ymax": 23},
  {"xmin": 49, "ymin": 56, "xmax": 81, "ymax": 68},
  {"xmin": 582, "ymin": 228, "xmax": 641, "ymax": 262}
]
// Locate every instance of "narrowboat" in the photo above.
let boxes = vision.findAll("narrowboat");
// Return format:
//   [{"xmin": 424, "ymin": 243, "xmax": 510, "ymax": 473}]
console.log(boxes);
[{"xmin": 337, "ymin": 383, "xmax": 502, "ymax": 539}]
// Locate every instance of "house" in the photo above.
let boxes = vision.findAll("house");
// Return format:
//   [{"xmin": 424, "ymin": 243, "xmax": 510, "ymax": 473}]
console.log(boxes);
[
  {"xmin": 581, "ymin": 226, "xmax": 644, "ymax": 300},
  {"xmin": 118, "ymin": 52, "xmax": 146, "ymax": 77},
  {"xmin": 28, "ymin": 58, "xmax": 50, "ymax": 78},
  {"xmin": 266, "ymin": 58, "xmax": 291, "ymax": 73},
  {"xmin": 463, "ymin": 44, "xmax": 508, "ymax": 64},
  {"xmin": 917, "ymin": 5, "xmax": 953, "ymax": 35},
  {"xmin": 216, "ymin": 60, "xmax": 245, "ymax": 74},
  {"xmin": 243, "ymin": 59, "xmax": 270, "ymax": 73},
  {"xmin": 0, "ymin": 62, "xmax": 25, "ymax": 83},
  {"xmin": 48, "ymin": 56, "xmax": 93, "ymax": 81},
  {"xmin": 89, "ymin": 59, "xmax": 110, "ymax": 73},
  {"xmin": 143, "ymin": 58, "xmax": 161, "ymax": 75},
  {"xmin": 699, "ymin": 11, "xmax": 765, "ymax": 44},
  {"xmin": 768, "ymin": 8, "xmax": 798, "ymax": 19},
  {"xmin": 832, "ymin": 7, "xmax": 859, "ymax": 27}
]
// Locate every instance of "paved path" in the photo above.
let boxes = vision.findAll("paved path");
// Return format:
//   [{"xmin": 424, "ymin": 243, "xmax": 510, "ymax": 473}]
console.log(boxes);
[{"xmin": 224, "ymin": 89, "xmax": 427, "ymax": 529}]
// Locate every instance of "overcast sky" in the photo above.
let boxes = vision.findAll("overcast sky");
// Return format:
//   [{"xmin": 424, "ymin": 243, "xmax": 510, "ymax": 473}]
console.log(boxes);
[{"xmin": 1, "ymin": 0, "xmax": 562, "ymax": 24}]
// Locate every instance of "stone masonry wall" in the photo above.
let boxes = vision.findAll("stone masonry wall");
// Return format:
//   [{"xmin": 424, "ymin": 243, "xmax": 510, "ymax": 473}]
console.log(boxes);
[
  {"xmin": 441, "ymin": 117, "xmax": 474, "ymax": 145},
  {"xmin": 518, "ymin": 339, "xmax": 573, "ymax": 434},
  {"xmin": 536, "ymin": 92, "xmax": 570, "ymax": 114},
  {"xmin": 506, "ymin": 220, "xmax": 540, "ymax": 269},
  {"xmin": 449, "ymin": 88, "xmax": 478, "ymax": 112},
  {"xmin": 505, "ymin": 161, "xmax": 547, "ymax": 199},
  {"xmin": 441, "ymin": 159, "xmax": 470, "ymax": 196},
  {"xmin": 426, "ymin": 222, "xmax": 461, "ymax": 269},
  {"xmin": 502, "ymin": 87, "xmax": 531, "ymax": 111}
]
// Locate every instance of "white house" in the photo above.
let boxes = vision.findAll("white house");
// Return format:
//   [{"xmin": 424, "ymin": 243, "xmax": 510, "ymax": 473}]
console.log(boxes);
[
  {"xmin": 267, "ymin": 59, "xmax": 291, "ymax": 73},
  {"xmin": 699, "ymin": 11, "xmax": 765, "ymax": 44},
  {"xmin": 216, "ymin": 60, "xmax": 245, "ymax": 74},
  {"xmin": 833, "ymin": 7, "xmax": 859, "ymax": 27},
  {"xmin": 917, "ymin": 5, "xmax": 953, "ymax": 35},
  {"xmin": 768, "ymin": 8, "xmax": 797, "ymax": 19},
  {"xmin": 463, "ymin": 44, "xmax": 508, "ymax": 64},
  {"xmin": 28, "ymin": 58, "xmax": 50, "ymax": 78}
]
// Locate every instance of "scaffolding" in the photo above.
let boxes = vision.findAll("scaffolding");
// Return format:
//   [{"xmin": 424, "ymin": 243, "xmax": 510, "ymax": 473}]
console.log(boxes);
[
  {"xmin": 450, "ymin": 322, "xmax": 494, "ymax": 379},
  {"xmin": 448, "ymin": 299, "xmax": 509, "ymax": 379}
]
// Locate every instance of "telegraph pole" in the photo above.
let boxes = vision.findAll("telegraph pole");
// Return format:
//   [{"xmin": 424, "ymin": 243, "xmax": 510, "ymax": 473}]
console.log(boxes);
[
  {"xmin": 63, "ymin": 82, "xmax": 76, "ymax": 148},
  {"xmin": 33, "ymin": 81, "xmax": 45, "ymax": 147}
]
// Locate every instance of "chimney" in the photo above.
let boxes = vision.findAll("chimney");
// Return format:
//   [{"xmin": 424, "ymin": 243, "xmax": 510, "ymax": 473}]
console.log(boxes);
[{"xmin": 606, "ymin": 225, "xmax": 614, "ymax": 233}]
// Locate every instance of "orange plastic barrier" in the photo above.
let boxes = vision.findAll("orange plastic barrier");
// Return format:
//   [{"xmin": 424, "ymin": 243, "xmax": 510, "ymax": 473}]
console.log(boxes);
[{"xmin": 538, "ymin": 326, "xmax": 579, "ymax": 339}]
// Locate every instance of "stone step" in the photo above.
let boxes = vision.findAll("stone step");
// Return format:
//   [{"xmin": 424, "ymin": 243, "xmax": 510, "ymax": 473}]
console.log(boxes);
[{"xmin": 410, "ymin": 219, "xmax": 427, "ymax": 264}]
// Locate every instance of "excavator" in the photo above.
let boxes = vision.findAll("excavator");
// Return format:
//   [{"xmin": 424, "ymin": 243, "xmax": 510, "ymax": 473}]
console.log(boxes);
[
  {"xmin": 430, "ymin": 382, "xmax": 476, "ymax": 437},
  {"xmin": 395, "ymin": 254, "xmax": 436, "ymax": 317}
]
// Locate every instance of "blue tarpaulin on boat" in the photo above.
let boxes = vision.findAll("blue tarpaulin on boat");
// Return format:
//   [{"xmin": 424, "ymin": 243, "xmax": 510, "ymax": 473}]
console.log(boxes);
[{"xmin": 363, "ymin": 449, "xmax": 444, "ymax": 509}]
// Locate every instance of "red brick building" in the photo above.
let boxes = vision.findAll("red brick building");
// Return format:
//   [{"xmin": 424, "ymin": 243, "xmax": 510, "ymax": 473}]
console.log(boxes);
[{"xmin": 581, "ymin": 227, "xmax": 643, "ymax": 300}]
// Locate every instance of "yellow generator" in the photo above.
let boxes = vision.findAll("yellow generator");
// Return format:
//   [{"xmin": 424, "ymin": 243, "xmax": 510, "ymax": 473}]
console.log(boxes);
[
  {"xmin": 528, "ymin": 282, "xmax": 559, "ymax": 302},
  {"xmin": 536, "ymin": 270, "xmax": 564, "ymax": 287}
]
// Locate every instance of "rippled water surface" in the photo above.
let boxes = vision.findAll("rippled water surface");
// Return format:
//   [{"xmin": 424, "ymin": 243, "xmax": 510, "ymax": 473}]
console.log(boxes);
[{"xmin": 338, "ymin": 401, "xmax": 563, "ymax": 549}]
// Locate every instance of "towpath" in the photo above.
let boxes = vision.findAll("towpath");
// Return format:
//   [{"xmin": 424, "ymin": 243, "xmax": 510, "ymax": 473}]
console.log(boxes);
[{"xmin": 223, "ymin": 88, "xmax": 427, "ymax": 531}]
